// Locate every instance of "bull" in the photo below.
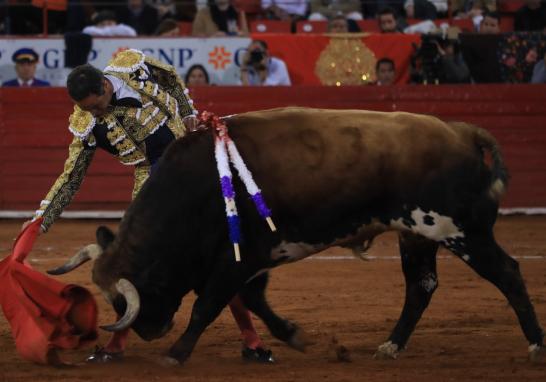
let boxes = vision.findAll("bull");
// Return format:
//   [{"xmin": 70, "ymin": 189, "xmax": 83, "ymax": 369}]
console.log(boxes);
[{"xmin": 49, "ymin": 107, "xmax": 544, "ymax": 363}]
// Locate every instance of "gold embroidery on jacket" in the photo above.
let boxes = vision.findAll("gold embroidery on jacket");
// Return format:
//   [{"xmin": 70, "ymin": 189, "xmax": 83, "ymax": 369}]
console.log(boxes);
[
  {"xmin": 106, "ymin": 126, "xmax": 126, "ymax": 145},
  {"xmin": 41, "ymin": 51, "xmax": 190, "ymax": 229},
  {"xmin": 38, "ymin": 138, "xmax": 95, "ymax": 231},
  {"xmin": 119, "ymin": 149, "xmax": 146, "ymax": 165},
  {"xmin": 132, "ymin": 164, "xmax": 151, "ymax": 199},
  {"xmin": 68, "ymin": 105, "xmax": 95, "ymax": 139}
]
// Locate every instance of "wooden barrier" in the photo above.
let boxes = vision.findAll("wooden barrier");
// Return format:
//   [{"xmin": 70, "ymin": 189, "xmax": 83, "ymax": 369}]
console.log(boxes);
[{"xmin": 1, "ymin": 85, "xmax": 546, "ymax": 212}]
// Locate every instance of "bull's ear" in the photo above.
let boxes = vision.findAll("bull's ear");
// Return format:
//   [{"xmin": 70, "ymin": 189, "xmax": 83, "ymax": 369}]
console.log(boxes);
[{"xmin": 96, "ymin": 226, "xmax": 115, "ymax": 250}]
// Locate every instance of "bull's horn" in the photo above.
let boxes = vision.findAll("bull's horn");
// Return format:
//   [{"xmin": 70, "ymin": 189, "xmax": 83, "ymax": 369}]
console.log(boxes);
[
  {"xmin": 100, "ymin": 278, "xmax": 140, "ymax": 332},
  {"xmin": 47, "ymin": 244, "xmax": 102, "ymax": 275}
]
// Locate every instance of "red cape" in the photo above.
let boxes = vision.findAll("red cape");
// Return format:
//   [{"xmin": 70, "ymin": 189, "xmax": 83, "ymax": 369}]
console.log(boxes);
[{"xmin": 0, "ymin": 219, "xmax": 98, "ymax": 364}]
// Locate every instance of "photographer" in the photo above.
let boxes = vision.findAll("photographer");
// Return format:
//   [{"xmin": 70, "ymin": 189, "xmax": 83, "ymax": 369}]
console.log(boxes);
[
  {"xmin": 435, "ymin": 38, "xmax": 471, "ymax": 83},
  {"xmin": 240, "ymin": 40, "xmax": 291, "ymax": 86},
  {"xmin": 411, "ymin": 35, "xmax": 471, "ymax": 84}
]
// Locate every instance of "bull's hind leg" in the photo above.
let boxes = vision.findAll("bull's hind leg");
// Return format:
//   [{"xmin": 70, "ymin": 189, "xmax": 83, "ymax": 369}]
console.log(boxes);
[
  {"xmin": 446, "ymin": 232, "xmax": 544, "ymax": 361},
  {"xmin": 375, "ymin": 232, "xmax": 439, "ymax": 359},
  {"xmin": 240, "ymin": 272, "xmax": 311, "ymax": 352}
]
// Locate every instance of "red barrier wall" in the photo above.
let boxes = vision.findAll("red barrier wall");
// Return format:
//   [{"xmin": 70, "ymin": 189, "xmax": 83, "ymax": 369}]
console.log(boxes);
[{"xmin": 1, "ymin": 85, "xmax": 546, "ymax": 212}]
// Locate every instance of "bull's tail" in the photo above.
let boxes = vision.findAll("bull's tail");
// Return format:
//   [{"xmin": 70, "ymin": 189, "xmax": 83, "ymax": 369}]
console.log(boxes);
[{"xmin": 450, "ymin": 122, "xmax": 509, "ymax": 201}]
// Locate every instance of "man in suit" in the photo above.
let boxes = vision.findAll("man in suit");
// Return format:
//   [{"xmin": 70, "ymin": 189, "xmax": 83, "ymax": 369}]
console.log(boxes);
[{"xmin": 2, "ymin": 48, "xmax": 51, "ymax": 87}]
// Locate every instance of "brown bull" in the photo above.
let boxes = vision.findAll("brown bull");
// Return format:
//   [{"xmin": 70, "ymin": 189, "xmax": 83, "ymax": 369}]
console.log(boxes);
[{"xmin": 50, "ymin": 107, "xmax": 544, "ymax": 364}]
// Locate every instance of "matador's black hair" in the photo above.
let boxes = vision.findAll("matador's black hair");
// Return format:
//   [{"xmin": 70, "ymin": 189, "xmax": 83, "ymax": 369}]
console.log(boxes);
[{"xmin": 66, "ymin": 64, "xmax": 105, "ymax": 101}]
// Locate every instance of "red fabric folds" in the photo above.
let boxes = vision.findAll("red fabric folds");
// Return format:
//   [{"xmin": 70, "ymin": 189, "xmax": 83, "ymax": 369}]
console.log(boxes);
[{"xmin": 0, "ymin": 219, "xmax": 98, "ymax": 364}]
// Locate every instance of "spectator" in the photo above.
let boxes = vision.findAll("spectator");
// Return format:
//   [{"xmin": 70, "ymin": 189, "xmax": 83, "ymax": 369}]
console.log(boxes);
[
  {"xmin": 2, "ymin": 48, "xmax": 50, "ymax": 87},
  {"xmin": 185, "ymin": 64, "xmax": 211, "ymax": 86},
  {"xmin": 148, "ymin": 0, "xmax": 177, "ymax": 20},
  {"xmin": 308, "ymin": 0, "xmax": 363, "ymax": 21},
  {"xmin": 328, "ymin": 14, "xmax": 350, "ymax": 32},
  {"xmin": 436, "ymin": 39, "xmax": 471, "ymax": 83},
  {"xmin": 6, "ymin": 1, "xmax": 38, "ymax": 34},
  {"xmin": 176, "ymin": 0, "xmax": 198, "ymax": 22},
  {"xmin": 363, "ymin": 1, "xmax": 405, "ymax": 20},
  {"xmin": 374, "ymin": 58, "xmax": 396, "ymax": 85},
  {"xmin": 116, "ymin": 0, "xmax": 159, "ymax": 35},
  {"xmin": 370, "ymin": 57, "xmax": 396, "ymax": 86},
  {"xmin": 240, "ymin": 40, "xmax": 291, "ymax": 86},
  {"xmin": 83, "ymin": 10, "xmax": 137, "ymax": 36},
  {"xmin": 514, "ymin": 0, "xmax": 546, "ymax": 31},
  {"xmin": 30, "ymin": 0, "xmax": 67, "ymax": 34},
  {"xmin": 192, "ymin": 0, "xmax": 248, "ymax": 36},
  {"xmin": 404, "ymin": 0, "xmax": 448, "ymax": 19},
  {"xmin": 154, "ymin": 18, "xmax": 180, "ymax": 36},
  {"xmin": 531, "ymin": 51, "xmax": 546, "ymax": 83},
  {"xmin": 451, "ymin": 0, "xmax": 496, "ymax": 19},
  {"xmin": 479, "ymin": 10, "xmax": 500, "ymax": 33},
  {"xmin": 378, "ymin": 7, "xmax": 401, "ymax": 33},
  {"xmin": 261, "ymin": 0, "xmax": 308, "ymax": 21}
]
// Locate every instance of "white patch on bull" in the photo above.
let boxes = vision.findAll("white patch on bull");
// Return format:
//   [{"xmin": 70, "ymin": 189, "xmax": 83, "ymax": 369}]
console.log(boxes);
[
  {"xmin": 420, "ymin": 273, "xmax": 437, "ymax": 293},
  {"xmin": 374, "ymin": 341, "xmax": 399, "ymax": 359},
  {"xmin": 528, "ymin": 344, "xmax": 544, "ymax": 363},
  {"xmin": 390, "ymin": 208, "xmax": 464, "ymax": 242},
  {"xmin": 270, "ymin": 241, "xmax": 322, "ymax": 263},
  {"xmin": 461, "ymin": 254, "xmax": 471, "ymax": 262}
]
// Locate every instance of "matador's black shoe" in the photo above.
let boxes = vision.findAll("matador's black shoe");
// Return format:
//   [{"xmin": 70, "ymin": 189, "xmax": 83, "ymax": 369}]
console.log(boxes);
[
  {"xmin": 241, "ymin": 346, "xmax": 275, "ymax": 363},
  {"xmin": 86, "ymin": 346, "xmax": 124, "ymax": 363}
]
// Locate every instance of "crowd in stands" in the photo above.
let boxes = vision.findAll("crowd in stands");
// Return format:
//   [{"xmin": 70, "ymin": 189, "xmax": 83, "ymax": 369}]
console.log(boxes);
[
  {"xmin": 0, "ymin": 0, "xmax": 545, "ymax": 86},
  {"xmin": 1, "ymin": 0, "xmax": 545, "ymax": 36}
]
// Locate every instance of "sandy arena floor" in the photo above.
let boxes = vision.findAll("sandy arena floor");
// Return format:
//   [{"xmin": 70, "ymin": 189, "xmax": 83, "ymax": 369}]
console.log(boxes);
[{"xmin": 1, "ymin": 216, "xmax": 546, "ymax": 382}]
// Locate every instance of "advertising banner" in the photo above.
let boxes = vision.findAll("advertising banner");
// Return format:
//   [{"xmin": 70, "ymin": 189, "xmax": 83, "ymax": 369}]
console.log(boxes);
[
  {"xmin": 0, "ymin": 37, "xmax": 252, "ymax": 86},
  {"xmin": 0, "ymin": 34, "xmax": 420, "ymax": 86}
]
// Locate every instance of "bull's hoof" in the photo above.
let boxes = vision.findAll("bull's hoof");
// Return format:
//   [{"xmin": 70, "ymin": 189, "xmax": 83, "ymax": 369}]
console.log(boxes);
[
  {"xmin": 373, "ymin": 341, "xmax": 399, "ymax": 360},
  {"xmin": 86, "ymin": 347, "xmax": 124, "ymax": 363},
  {"xmin": 156, "ymin": 356, "xmax": 180, "ymax": 367},
  {"xmin": 528, "ymin": 344, "xmax": 545, "ymax": 363},
  {"xmin": 287, "ymin": 326, "xmax": 313, "ymax": 352},
  {"xmin": 242, "ymin": 347, "xmax": 275, "ymax": 363}
]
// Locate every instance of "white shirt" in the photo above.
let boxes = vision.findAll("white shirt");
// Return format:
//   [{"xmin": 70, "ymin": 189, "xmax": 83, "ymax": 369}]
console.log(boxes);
[
  {"xmin": 261, "ymin": 0, "xmax": 308, "ymax": 16},
  {"xmin": 242, "ymin": 57, "xmax": 291, "ymax": 86},
  {"xmin": 17, "ymin": 78, "xmax": 35, "ymax": 86},
  {"xmin": 105, "ymin": 74, "xmax": 141, "ymax": 101},
  {"xmin": 83, "ymin": 24, "xmax": 138, "ymax": 37}
]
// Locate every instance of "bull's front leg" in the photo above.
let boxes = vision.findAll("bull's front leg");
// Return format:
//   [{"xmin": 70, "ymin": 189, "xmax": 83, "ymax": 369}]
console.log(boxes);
[
  {"xmin": 167, "ymin": 267, "xmax": 244, "ymax": 364},
  {"xmin": 240, "ymin": 272, "xmax": 312, "ymax": 352}
]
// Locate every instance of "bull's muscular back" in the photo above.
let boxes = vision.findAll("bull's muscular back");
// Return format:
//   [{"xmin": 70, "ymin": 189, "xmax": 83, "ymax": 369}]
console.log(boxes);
[
  {"xmin": 125, "ymin": 107, "xmax": 493, "ymax": 267},
  {"xmin": 226, "ymin": 107, "xmax": 481, "ymax": 219}
]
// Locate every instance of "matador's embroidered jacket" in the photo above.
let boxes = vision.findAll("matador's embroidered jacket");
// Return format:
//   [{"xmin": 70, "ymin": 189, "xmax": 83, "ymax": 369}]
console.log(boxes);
[{"xmin": 34, "ymin": 49, "xmax": 197, "ymax": 232}]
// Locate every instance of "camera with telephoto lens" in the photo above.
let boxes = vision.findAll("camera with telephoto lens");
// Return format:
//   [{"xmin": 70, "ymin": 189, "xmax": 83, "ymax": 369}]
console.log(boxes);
[
  {"xmin": 410, "ymin": 33, "xmax": 452, "ymax": 84},
  {"xmin": 249, "ymin": 50, "xmax": 265, "ymax": 65}
]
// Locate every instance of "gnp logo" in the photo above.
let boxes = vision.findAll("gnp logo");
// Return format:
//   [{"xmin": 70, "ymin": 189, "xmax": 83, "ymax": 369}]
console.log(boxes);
[{"xmin": 208, "ymin": 46, "xmax": 232, "ymax": 70}]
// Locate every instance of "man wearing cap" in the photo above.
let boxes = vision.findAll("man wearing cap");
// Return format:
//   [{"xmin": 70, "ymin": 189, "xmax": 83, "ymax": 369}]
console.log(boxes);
[
  {"xmin": 20, "ymin": 48, "xmax": 274, "ymax": 364},
  {"xmin": 2, "ymin": 48, "xmax": 51, "ymax": 87}
]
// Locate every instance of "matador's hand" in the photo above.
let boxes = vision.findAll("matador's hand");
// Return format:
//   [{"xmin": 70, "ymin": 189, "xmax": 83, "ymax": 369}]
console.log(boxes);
[
  {"xmin": 21, "ymin": 220, "xmax": 44, "ymax": 234},
  {"xmin": 183, "ymin": 115, "xmax": 198, "ymax": 132}
]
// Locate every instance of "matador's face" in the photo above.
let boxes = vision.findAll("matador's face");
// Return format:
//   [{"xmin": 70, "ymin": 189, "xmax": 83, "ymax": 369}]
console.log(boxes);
[{"xmin": 76, "ymin": 78, "xmax": 113, "ymax": 118}]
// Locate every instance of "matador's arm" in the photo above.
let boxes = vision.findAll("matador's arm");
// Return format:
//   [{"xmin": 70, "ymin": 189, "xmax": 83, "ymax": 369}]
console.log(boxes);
[{"xmin": 34, "ymin": 137, "xmax": 95, "ymax": 232}]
